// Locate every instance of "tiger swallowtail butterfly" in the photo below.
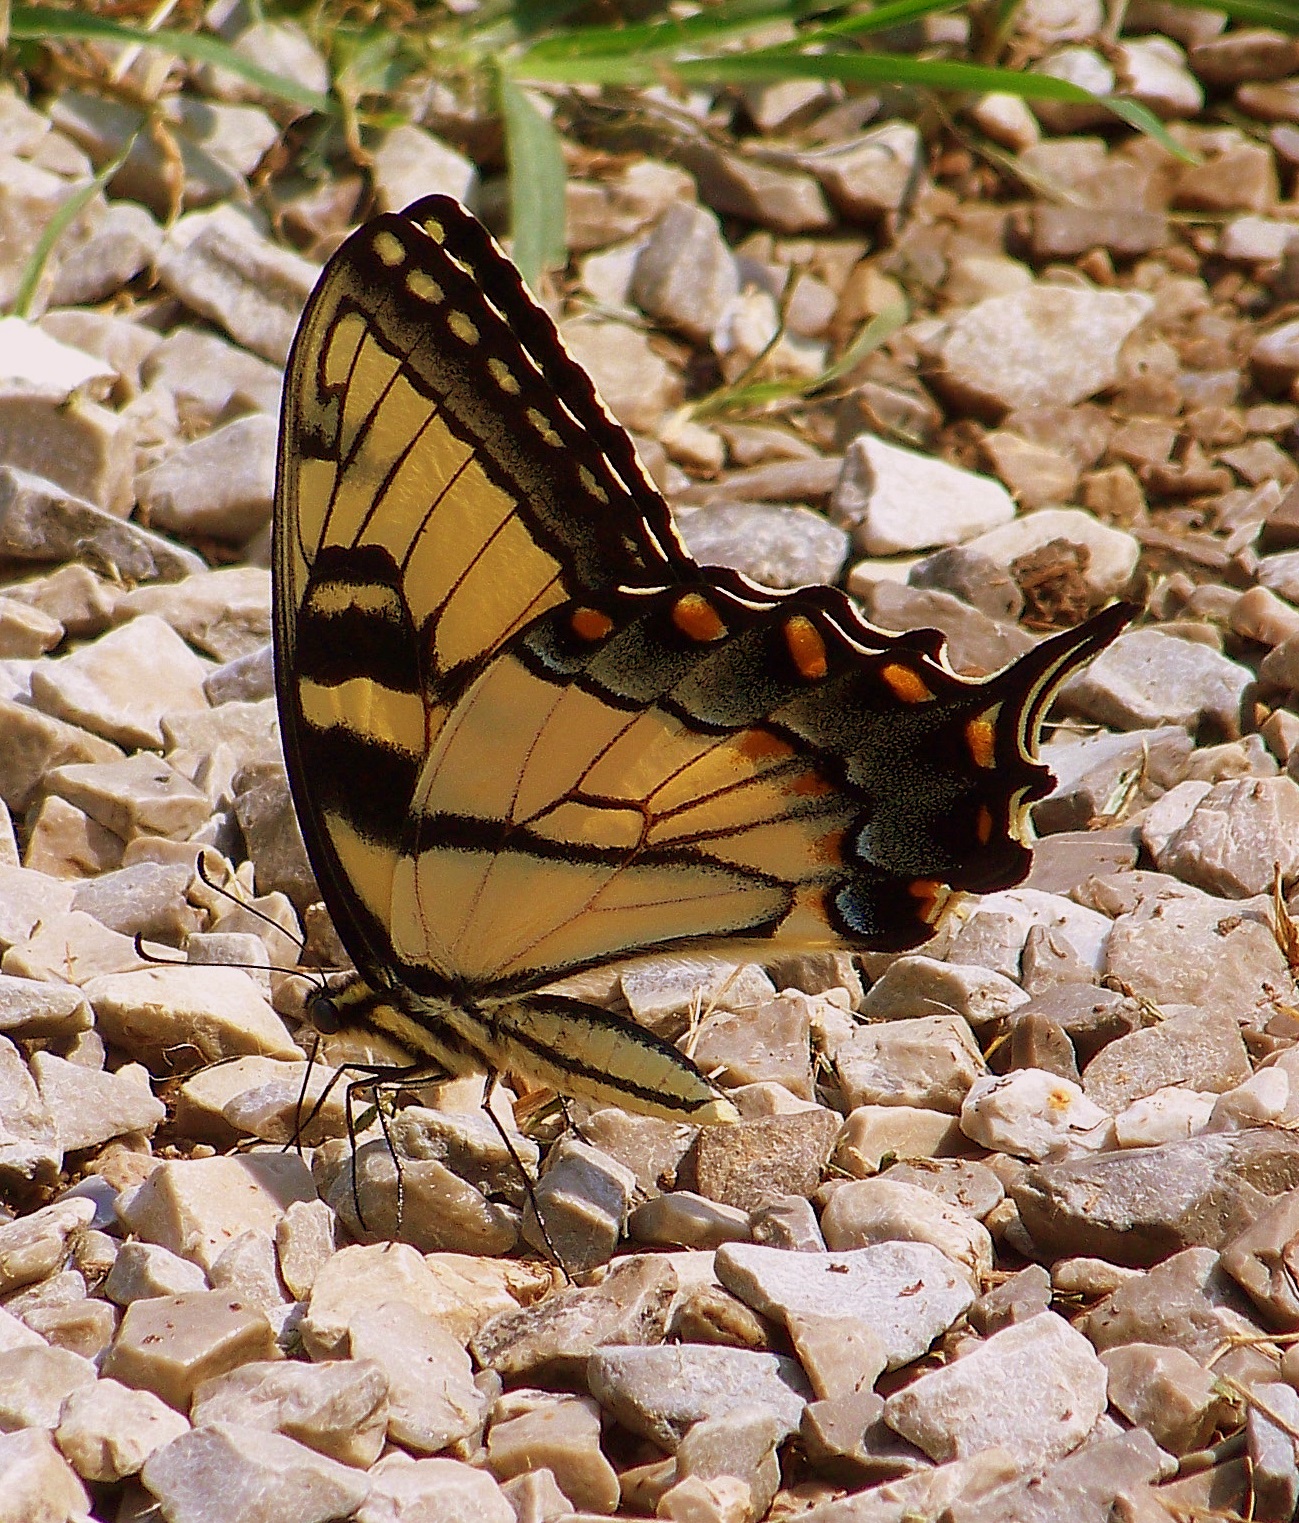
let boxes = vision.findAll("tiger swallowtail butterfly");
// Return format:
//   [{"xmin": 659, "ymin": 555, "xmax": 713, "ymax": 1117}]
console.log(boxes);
[{"xmin": 273, "ymin": 194, "xmax": 1129, "ymax": 1125}]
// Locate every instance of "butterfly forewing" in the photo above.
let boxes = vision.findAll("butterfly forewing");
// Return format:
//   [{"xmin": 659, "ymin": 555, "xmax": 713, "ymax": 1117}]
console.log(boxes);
[{"xmin": 275, "ymin": 199, "xmax": 697, "ymax": 985}]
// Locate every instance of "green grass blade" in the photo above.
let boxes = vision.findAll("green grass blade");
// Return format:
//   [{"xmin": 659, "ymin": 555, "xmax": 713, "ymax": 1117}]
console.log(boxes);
[
  {"xmin": 520, "ymin": 46, "xmax": 1190, "ymax": 158},
  {"xmin": 498, "ymin": 72, "xmax": 567, "ymax": 291},
  {"xmin": 13, "ymin": 126, "xmax": 140, "ymax": 318},
  {"xmin": 521, "ymin": 0, "xmax": 811, "ymax": 63},
  {"xmin": 692, "ymin": 299, "xmax": 910, "ymax": 418},
  {"xmin": 1163, "ymin": 0, "xmax": 1298, "ymax": 29},
  {"xmin": 8, "ymin": 5, "xmax": 334, "ymax": 114}
]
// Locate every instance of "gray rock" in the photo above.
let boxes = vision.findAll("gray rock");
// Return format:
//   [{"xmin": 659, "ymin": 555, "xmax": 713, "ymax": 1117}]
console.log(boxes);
[
  {"xmin": 0, "ymin": 1343, "xmax": 97, "ymax": 1431},
  {"xmin": 156, "ymin": 207, "xmax": 319, "ymax": 365},
  {"xmin": 70, "ymin": 861, "xmax": 199, "ymax": 940},
  {"xmin": 324, "ymin": 1138, "xmax": 518, "ymax": 1259},
  {"xmin": 135, "ymin": 416, "xmax": 278, "ymax": 542},
  {"xmin": 848, "ymin": 580, "xmax": 1035, "ymax": 675},
  {"xmin": 231, "ymin": 759, "xmax": 317, "ymax": 911},
  {"xmin": 0, "ymin": 466, "xmax": 201, "ymax": 581},
  {"xmin": 558, "ymin": 317, "xmax": 677, "ymax": 434},
  {"xmin": 1103, "ymin": 883, "xmax": 1289, "ymax": 1028},
  {"xmin": 673, "ymin": 503, "xmax": 849, "ymax": 589},
  {"xmin": 961, "ymin": 1069, "xmax": 1110, "ymax": 1162},
  {"xmin": 48, "ymin": 200, "xmax": 161, "ymax": 306},
  {"xmin": 1015, "ymin": 1129, "xmax": 1299, "ymax": 1266},
  {"xmin": 44, "ymin": 754, "xmax": 211, "ymax": 840},
  {"xmin": 881, "ymin": 1159, "xmax": 1005, "ymax": 1221},
  {"xmin": 832, "ymin": 1012, "xmax": 987, "ymax": 1114},
  {"xmin": 944, "ymin": 1429, "xmax": 1170, "ymax": 1523},
  {"xmin": 524, "ymin": 1137, "xmax": 636, "ymax": 1273},
  {"xmin": 86, "ymin": 964, "xmax": 298, "ymax": 1067},
  {"xmin": 1247, "ymin": 1381, "xmax": 1299, "ymax": 1523},
  {"xmin": 1082, "ymin": 1006, "xmax": 1252, "ymax": 1113},
  {"xmin": 204, "ymin": 643, "xmax": 274, "ymax": 706},
  {"xmin": 749, "ymin": 1194, "xmax": 824, "ymax": 1252},
  {"xmin": 936, "ymin": 286, "xmax": 1153, "ymax": 415},
  {"xmin": 199, "ymin": 18, "xmax": 331, "ymax": 111},
  {"xmin": 190, "ymin": 1357, "xmax": 388, "ymax": 1469},
  {"xmin": 1062, "ymin": 628, "xmax": 1251, "ymax": 735},
  {"xmin": 31, "ymin": 1051, "xmax": 164, "ymax": 1153},
  {"xmin": 675, "ymin": 140, "xmax": 833, "ymax": 233},
  {"xmin": 963, "ymin": 507, "xmax": 1140, "ymax": 599},
  {"xmin": 795, "ymin": 122, "xmax": 924, "ymax": 220},
  {"xmin": 969, "ymin": 1263, "xmax": 1052, "ymax": 1335},
  {"xmin": 1220, "ymin": 1187, "xmax": 1299, "ymax": 1330},
  {"xmin": 831, "ymin": 435, "xmax": 1015, "ymax": 556},
  {"xmin": 579, "ymin": 1109, "xmax": 696, "ymax": 1200},
  {"xmin": 140, "ymin": 327, "xmax": 282, "ymax": 430},
  {"xmin": 628, "ymin": 1190, "xmax": 751, "ymax": 1250},
  {"xmin": 883, "ymin": 1312, "xmax": 1107, "ymax": 1467},
  {"xmin": 631, "ymin": 203, "xmax": 740, "ymax": 343},
  {"xmin": 1082, "ymin": 1246, "xmax": 1265, "ymax": 1370},
  {"xmin": 909, "ymin": 545, "xmax": 1024, "ymax": 621},
  {"xmin": 103, "ymin": 1241, "xmax": 209, "ymax": 1305},
  {"xmin": 821, "ymin": 1178, "xmax": 993, "ymax": 1281},
  {"xmin": 487, "ymin": 1392, "xmax": 619, "ymax": 1515},
  {"xmin": 1021, "ymin": 831, "xmax": 1140, "ymax": 899},
  {"xmin": 1034, "ymin": 725, "xmax": 1192, "ymax": 834},
  {"xmin": 0, "ymin": 1430, "xmax": 88, "ymax": 1520},
  {"xmin": 691, "ymin": 990, "xmax": 815, "ymax": 1100},
  {"xmin": 670, "ymin": 1405, "xmax": 784, "ymax": 1520},
  {"xmin": 0, "ymin": 1198, "xmax": 95, "ymax": 1298},
  {"xmin": 587, "ymin": 1344, "xmax": 810, "ymax": 1451},
  {"xmin": 565, "ymin": 160, "xmax": 693, "ymax": 253},
  {"xmin": 618, "ymin": 956, "xmax": 776, "ymax": 1036},
  {"xmin": 1101, "ymin": 1343, "xmax": 1229, "ymax": 1455},
  {"xmin": 32, "ymin": 616, "xmax": 211, "ymax": 750},
  {"xmin": 371, "ymin": 122, "xmax": 476, "ymax": 211},
  {"xmin": 471, "ymin": 1256, "xmax": 677, "ymax": 1381},
  {"xmin": 0, "ymin": 971, "xmax": 91, "ymax": 1040},
  {"xmin": 141, "ymin": 1423, "xmax": 369, "ymax": 1523},
  {"xmin": 1157, "ymin": 776, "xmax": 1299, "ymax": 897},
  {"xmin": 56, "ymin": 1378, "xmax": 189, "ymax": 1484},
  {"xmin": 0, "ymin": 1033, "xmax": 60, "ymax": 1188},
  {"xmin": 688, "ymin": 1108, "xmax": 841, "ymax": 1213},
  {"xmin": 715, "ymin": 1240, "xmax": 975, "ymax": 1370},
  {"xmin": 859, "ymin": 956, "xmax": 1028, "ymax": 1029},
  {"xmin": 349, "ymin": 1299, "xmax": 487, "ymax": 1456}
]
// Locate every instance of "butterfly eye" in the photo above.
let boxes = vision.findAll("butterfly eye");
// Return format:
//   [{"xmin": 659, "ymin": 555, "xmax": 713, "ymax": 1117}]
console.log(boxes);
[{"xmin": 307, "ymin": 987, "xmax": 344, "ymax": 1036}]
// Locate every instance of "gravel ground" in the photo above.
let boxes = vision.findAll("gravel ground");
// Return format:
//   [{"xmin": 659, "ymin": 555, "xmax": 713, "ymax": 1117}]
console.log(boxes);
[{"xmin": 1, "ymin": 6, "xmax": 1299, "ymax": 1522}]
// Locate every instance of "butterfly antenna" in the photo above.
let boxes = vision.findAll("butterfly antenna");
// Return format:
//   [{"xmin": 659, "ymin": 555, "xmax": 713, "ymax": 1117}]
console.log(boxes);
[
  {"xmin": 133, "ymin": 933, "xmax": 326, "ymax": 992},
  {"xmin": 194, "ymin": 850, "xmax": 308, "ymax": 957}
]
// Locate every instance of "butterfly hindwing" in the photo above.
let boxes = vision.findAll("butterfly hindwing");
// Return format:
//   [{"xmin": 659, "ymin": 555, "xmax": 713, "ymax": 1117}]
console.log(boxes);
[{"xmin": 388, "ymin": 579, "xmax": 1128, "ymax": 996}]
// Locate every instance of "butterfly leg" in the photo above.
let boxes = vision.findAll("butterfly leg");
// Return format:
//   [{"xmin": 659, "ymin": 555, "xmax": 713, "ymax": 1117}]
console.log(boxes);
[{"xmin": 479, "ymin": 1072, "xmax": 573, "ymax": 1281}]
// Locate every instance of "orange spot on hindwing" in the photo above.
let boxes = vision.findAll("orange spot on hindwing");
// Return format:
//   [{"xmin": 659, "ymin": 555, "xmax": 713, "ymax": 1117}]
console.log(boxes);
[
  {"xmin": 672, "ymin": 593, "xmax": 727, "ymax": 643},
  {"xmin": 908, "ymin": 878, "xmax": 950, "ymax": 924},
  {"xmin": 784, "ymin": 615, "xmax": 828, "ymax": 680},
  {"xmin": 571, "ymin": 607, "xmax": 614, "ymax": 642},
  {"xmin": 966, "ymin": 714, "xmax": 997, "ymax": 770},
  {"xmin": 880, "ymin": 663, "xmax": 932, "ymax": 704}
]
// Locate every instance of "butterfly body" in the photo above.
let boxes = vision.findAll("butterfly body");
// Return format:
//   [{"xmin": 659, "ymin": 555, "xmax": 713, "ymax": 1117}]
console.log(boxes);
[{"xmin": 275, "ymin": 194, "xmax": 1129, "ymax": 1124}]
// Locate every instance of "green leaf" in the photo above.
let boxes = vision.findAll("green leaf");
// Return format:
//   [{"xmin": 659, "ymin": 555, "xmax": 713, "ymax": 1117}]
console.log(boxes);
[
  {"xmin": 8, "ymin": 5, "xmax": 334, "ymax": 114},
  {"xmin": 498, "ymin": 73, "xmax": 567, "ymax": 291}
]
